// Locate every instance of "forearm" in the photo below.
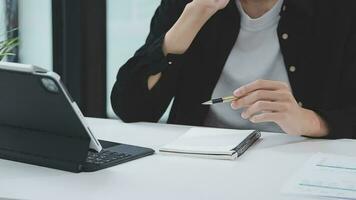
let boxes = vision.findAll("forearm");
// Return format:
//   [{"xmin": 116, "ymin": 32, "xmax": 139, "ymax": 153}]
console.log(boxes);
[
  {"xmin": 163, "ymin": 2, "xmax": 216, "ymax": 55},
  {"xmin": 149, "ymin": 2, "xmax": 217, "ymax": 89}
]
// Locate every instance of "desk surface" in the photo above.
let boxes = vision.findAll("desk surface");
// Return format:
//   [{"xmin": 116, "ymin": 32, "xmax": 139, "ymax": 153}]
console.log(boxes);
[{"xmin": 0, "ymin": 118, "xmax": 355, "ymax": 200}]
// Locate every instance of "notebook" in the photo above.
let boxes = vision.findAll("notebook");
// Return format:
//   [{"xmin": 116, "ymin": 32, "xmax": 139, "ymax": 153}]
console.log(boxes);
[{"xmin": 159, "ymin": 127, "xmax": 261, "ymax": 160}]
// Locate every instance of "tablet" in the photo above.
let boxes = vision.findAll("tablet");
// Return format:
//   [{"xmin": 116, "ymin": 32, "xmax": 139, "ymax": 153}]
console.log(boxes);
[{"xmin": 0, "ymin": 62, "xmax": 102, "ymax": 152}]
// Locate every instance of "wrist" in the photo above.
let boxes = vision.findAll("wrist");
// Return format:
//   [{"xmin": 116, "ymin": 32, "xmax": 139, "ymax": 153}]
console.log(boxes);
[
  {"xmin": 304, "ymin": 109, "xmax": 329, "ymax": 137},
  {"xmin": 315, "ymin": 112, "xmax": 329, "ymax": 137},
  {"xmin": 185, "ymin": 2, "xmax": 218, "ymax": 20}
]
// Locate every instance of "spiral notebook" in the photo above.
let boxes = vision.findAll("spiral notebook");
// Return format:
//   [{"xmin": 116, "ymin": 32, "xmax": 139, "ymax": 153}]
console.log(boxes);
[{"xmin": 159, "ymin": 127, "xmax": 261, "ymax": 160}]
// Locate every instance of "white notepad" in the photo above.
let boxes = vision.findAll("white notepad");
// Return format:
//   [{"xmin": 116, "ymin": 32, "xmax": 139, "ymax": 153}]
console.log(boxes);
[{"xmin": 159, "ymin": 127, "xmax": 261, "ymax": 160}]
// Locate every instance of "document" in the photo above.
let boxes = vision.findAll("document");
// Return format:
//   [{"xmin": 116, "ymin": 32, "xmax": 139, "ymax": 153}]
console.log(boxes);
[{"xmin": 283, "ymin": 153, "xmax": 356, "ymax": 199}]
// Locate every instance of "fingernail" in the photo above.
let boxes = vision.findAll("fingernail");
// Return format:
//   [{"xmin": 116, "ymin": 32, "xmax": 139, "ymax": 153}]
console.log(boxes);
[
  {"xmin": 234, "ymin": 88, "xmax": 243, "ymax": 96},
  {"xmin": 250, "ymin": 118, "xmax": 255, "ymax": 123},
  {"xmin": 231, "ymin": 103, "xmax": 238, "ymax": 110},
  {"xmin": 241, "ymin": 112, "xmax": 247, "ymax": 119}
]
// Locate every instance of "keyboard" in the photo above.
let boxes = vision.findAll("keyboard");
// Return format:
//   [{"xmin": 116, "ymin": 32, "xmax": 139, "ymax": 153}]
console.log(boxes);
[
  {"xmin": 86, "ymin": 150, "xmax": 132, "ymax": 165},
  {"xmin": 82, "ymin": 141, "xmax": 155, "ymax": 172}
]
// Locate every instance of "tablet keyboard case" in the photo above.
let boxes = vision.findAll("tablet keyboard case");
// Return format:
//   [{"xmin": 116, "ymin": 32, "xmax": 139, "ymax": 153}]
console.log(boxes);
[{"xmin": 0, "ymin": 68, "xmax": 91, "ymax": 172}]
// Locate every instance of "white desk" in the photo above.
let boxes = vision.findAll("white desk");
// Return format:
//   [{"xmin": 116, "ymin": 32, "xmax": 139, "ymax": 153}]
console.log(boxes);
[{"xmin": 0, "ymin": 118, "xmax": 355, "ymax": 200}]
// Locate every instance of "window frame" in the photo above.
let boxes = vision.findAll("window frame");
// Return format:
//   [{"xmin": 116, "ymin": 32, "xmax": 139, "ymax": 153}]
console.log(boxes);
[{"xmin": 5, "ymin": 0, "xmax": 19, "ymax": 62}]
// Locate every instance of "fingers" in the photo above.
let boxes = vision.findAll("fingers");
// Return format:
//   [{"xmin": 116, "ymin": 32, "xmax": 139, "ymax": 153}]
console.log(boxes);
[
  {"xmin": 249, "ymin": 112, "xmax": 285, "ymax": 124},
  {"xmin": 231, "ymin": 90, "xmax": 294, "ymax": 110},
  {"xmin": 227, "ymin": 80, "xmax": 297, "ymax": 132},
  {"xmin": 233, "ymin": 80, "xmax": 290, "ymax": 98},
  {"xmin": 241, "ymin": 101, "xmax": 287, "ymax": 119}
]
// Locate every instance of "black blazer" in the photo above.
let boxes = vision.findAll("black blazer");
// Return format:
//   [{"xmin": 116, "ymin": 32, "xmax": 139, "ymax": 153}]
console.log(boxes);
[{"xmin": 111, "ymin": 0, "xmax": 356, "ymax": 139}]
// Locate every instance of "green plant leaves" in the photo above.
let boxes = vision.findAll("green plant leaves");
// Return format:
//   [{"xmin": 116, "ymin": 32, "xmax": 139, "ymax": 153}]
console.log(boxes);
[
  {"xmin": 0, "ymin": 28, "xmax": 19, "ymax": 60},
  {"xmin": 0, "ymin": 37, "xmax": 19, "ymax": 61}
]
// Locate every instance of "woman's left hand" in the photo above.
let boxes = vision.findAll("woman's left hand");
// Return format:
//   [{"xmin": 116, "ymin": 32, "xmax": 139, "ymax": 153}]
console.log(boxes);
[{"xmin": 231, "ymin": 80, "xmax": 329, "ymax": 137}]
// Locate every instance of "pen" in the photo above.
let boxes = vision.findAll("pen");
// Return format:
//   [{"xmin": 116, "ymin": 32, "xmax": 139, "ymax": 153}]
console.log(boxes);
[{"xmin": 202, "ymin": 96, "xmax": 238, "ymax": 105}]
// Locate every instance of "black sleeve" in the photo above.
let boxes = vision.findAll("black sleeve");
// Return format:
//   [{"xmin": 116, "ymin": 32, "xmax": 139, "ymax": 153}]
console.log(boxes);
[
  {"xmin": 315, "ymin": 24, "xmax": 356, "ymax": 139},
  {"xmin": 110, "ymin": 0, "xmax": 188, "ymax": 123}
]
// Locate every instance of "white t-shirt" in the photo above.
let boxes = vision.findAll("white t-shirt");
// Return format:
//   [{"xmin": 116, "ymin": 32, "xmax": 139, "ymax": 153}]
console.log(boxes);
[{"xmin": 204, "ymin": 0, "xmax": 290, "ymax": 133}]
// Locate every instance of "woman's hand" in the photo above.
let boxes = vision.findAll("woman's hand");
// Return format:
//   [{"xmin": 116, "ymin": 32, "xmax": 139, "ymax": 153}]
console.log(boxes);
[
  {"xmin": 191, "ymin": 0, "xmax": 230, "ymax": 13},
  {"xmin": 231, "ymin": 80, "xmax": 329, "ymax": 137}
]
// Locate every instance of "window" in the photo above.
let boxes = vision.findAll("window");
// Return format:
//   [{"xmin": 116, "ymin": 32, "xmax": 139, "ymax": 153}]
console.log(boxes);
[
  {"xmin": 18, "ymin": 0, "xmax": 52, "ymax": 71},
  {"xmin": 0, "ymin": 1, "xmax": 5, "ymax": 40},
  {"xmin": 0, "ymin": 0, "xmax": 10, "ymax": 60},
  {"xmin": 107, "ymin": 0, "xmax": 161, "ymax": 118},
  {"xmin": 0, "ymin": 0, "xmax": 52, "ymax": 70}
]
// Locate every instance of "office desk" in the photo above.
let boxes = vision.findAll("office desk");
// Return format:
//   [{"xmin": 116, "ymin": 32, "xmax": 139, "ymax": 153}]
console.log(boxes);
[{"xmin": 0, "ymin": 118, "xmax": 355, "ymax": 200}]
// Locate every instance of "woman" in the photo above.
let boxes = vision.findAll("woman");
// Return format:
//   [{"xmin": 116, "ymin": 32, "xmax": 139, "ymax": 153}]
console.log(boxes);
[{"xmin": 111, "ymin": 0, "xmax": 356, "ymax": 139}]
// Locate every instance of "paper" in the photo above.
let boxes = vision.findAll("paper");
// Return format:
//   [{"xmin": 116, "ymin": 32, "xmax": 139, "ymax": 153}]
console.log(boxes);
[
  {"xmin": 159, "ymin": 127, "xmax": 256, "ymax": 159},
  {"xmin": 283, "ymin": 153, "xmax": 356, "ymax": 199}
]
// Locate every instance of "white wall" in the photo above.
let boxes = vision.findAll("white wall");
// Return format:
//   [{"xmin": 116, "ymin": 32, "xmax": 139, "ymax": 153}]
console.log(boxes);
[
  {"xmin": 18, "ymin": 0, "xmax": 52, "ymax": 71},
  {"xmin": 107, "ymin": 0, "xmax": 162, "ymax": 118}
]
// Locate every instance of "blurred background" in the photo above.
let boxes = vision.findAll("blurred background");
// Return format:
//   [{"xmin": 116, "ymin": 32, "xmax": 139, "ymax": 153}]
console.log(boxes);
[{"xmin": 0, "ymin": 0, "xmax": 170, "ymax": 120}]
